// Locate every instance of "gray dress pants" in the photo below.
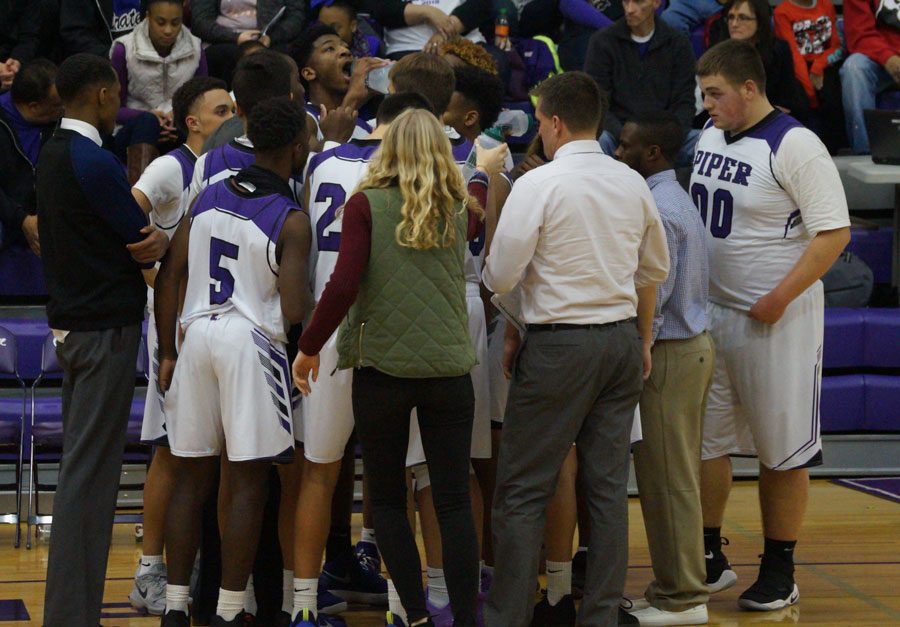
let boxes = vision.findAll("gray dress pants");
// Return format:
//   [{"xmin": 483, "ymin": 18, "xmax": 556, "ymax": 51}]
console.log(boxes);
[
  {"xmin": 485, "ymin": 322, "xmax": 643, "ymax": 627},
  {"xmin": 43, "ymin": 324, "xmax": 142, "ymax": 627}
]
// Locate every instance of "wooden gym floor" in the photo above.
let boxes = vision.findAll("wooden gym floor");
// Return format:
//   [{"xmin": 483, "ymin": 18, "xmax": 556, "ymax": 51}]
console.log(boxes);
[{"xmin": 1, "ymin": 480, "xmax": 898, "ymax": 625}]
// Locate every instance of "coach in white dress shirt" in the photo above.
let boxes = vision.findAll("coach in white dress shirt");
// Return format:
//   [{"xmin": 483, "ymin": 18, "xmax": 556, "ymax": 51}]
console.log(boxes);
[{"xmin": 482, "ymin": 71, "xmax": 670, "ymax": 627}]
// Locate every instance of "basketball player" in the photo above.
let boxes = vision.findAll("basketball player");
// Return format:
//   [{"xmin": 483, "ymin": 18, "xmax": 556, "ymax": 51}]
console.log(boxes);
[
  {"xmin": 155, "ymin": 96, "xmax": 312, "ymax": 627},
  {"xmin": 290, "ymin": 24, "xmax": 385, "ymax": 142},
  {"xmin": 289, "ymin": 92, "xmax": 434, "ymax": 627},
  {"xmin": 129, "ymin": 76, "xmax": 234, "ymax": 616},
  {"xmin": 692, "ymin": 39, "xmax": 850, "ymax": 611}
]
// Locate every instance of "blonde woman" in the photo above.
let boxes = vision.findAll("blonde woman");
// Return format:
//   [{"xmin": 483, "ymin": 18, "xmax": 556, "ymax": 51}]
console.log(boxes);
[{"xmin": 293, "ymin": 108, "xmax": 504, "ymax": 627}]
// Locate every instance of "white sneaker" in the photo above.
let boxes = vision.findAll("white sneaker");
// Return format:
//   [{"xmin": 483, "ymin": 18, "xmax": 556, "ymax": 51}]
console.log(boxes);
[
  {"xmin": 129, "ymin": 560, "xmax": 167, "ymax": 615},
  {"xmin": 620, "ymin": 597, "xmax": 651, "ymax": 612},
  {"xmin": 628, "ymin": 604, "xmax": 709, "ymax": 626}
]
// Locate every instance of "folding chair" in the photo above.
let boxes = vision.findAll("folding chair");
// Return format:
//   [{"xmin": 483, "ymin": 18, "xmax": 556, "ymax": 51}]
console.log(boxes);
[
  {"xmin": 0, "ymin": 325, "xmax": 26, "ymax": 547},
  {"xmin": 26, "ymin": 332, "xmax": 151, "ymax": 548}
]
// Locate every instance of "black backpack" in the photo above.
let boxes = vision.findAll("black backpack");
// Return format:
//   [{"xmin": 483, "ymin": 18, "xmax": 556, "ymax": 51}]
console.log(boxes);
[{"xmin": 822, "ymin": 251, "xmax": 874, "ymax": 308}]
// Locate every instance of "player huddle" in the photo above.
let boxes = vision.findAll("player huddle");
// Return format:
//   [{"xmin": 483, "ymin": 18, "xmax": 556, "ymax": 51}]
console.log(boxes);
[{"xmin": 129, "ymin": 35, "xmax": 849, "ymax": 627}]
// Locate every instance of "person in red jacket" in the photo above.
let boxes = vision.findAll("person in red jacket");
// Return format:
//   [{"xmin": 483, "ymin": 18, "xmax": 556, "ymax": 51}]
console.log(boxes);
[
  {"xmin": 840, "ymin": 0, "xmax": 900, "ymax": 153},
  {"xmin": 774, "ymin": 0, "xmax": 846, "ymax": 152}
]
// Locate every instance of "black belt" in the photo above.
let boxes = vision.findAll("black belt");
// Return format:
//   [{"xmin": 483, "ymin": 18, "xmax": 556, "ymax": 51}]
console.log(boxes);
[{"xmin": 526, "ymin": 318, "xmax": 636, "ymax": 332}]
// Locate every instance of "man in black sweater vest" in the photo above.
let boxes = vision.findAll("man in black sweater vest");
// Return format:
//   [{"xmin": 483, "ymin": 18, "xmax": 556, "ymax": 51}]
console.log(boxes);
[{"xmin": 37, "ymin": 53, "xmax": 168, "ymax": 627}]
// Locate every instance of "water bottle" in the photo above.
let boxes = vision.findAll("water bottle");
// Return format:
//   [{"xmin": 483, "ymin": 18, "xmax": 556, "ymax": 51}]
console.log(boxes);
[
  {"xmin": 494, "ymin": 9, "xmax": 510, "ymax": 51},
  {"xmin": 463, "ymin": 128, "xmax": 514, "ymax": 179},
  {"xmin": 492, "ymin": 110, "xmax": 531, "ymax": 138},
  {"xmin": 364, "ymin": 63, "xmax": 392, "ymax": 95}
]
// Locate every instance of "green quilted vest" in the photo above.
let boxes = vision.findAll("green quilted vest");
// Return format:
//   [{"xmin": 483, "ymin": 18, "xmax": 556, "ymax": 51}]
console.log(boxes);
[{"xmin": 335, "ymin": 187, "xmax": 475, "ymax": 378}]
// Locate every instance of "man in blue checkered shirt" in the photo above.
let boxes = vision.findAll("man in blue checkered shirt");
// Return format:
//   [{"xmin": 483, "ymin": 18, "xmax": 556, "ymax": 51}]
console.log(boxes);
[{"xmin": 615, "ymin": 110, "xmax": 715, "ymax": 626}]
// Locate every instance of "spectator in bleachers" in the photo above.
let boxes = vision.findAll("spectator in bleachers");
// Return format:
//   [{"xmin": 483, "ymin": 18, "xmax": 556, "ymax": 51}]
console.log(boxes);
[
  {"xmin": 313, "ymin": 0, "xmax": 384, "ymax": 58},
  {"xmin": 841, "ymin": 0, "xmax": 900, "ymax": 154},
  {"xmin": 190, "ymin": 0, "xmax": 306, "ymax": 86},
  {"xmin": 708, "ymin": 0, "xmax": 809, "ymax": 121},
  {"xmin": 558, "ymin": 0, "xmax": 623, "ymax": 71},
  {"xmin": 661, "ymin": 0, "xmax": 726, "ymax": 33},
  {"xmin": 774, "ymin": 0, "xmax": 846, "ymax": 153},
  {"xmin": 60, "ymin": 0, "xmax": 142, "ymax": 57},
  {"xmin": 584, "ymin": 0, "xmax": 698, "ymax": 165},
  {"xmin": 495, "ymin": 0, "xmax": 563, "ymax": 39},
  {"xmin": 0, "ymin": 1, "xmax": 42, "ymax": 90},
  {"xmin": 0, "ymin": 59, "xmax": 62, "ymax": 254},
  {"xmin": 110, "ymin": 0, "xmax": 207, "ymax": 184},
  {"xmin": 373, "ymin": 0, "xmax": 495, "ymax": 60}
]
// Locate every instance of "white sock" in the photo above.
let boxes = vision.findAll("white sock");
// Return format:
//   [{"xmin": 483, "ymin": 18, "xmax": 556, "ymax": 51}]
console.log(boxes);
[
  {"xmin": 388, "ymin": 579, "xmax": 407, "ymax": 623},
  {"xmin": 282, "ymin": 569, "xmax": 294, "ymax": 615},
  {"xmin": 546, "ymin": 560, "xmax": 572, "ymax": 606},
  {"xmin": 361, "ymin": 527, "xmax": 377, "ymax": 546},
  {"xmin": 292, "ymin": 577, "xmax": 318, "ymax": 621},
  {"xmin": 216, "ymin": 587, "xmax": 244, "ymax": 621},
  {"xmin": 138, "ymin": 554, "xmax": 164, "ymax": 576},
  {"xmin": 244, "ymin": 575, "xmax": 257, "ymax": 617},
  {"xmin": 427, "ymin": 566, "xmax": 449, "ymax": 609},
  {"xmin": 166, "ymin": 584, "xmax": 190, "ymax": 614}
]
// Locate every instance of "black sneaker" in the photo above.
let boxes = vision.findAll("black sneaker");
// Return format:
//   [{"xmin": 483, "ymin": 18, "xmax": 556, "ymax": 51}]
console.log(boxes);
[
  {"xmin": 706, "ymin": 537, "xmax": 737, "ymax": 593},
  {"xmin": 571, "ymin": 551, "xmax": 586, "ymax": 599},
  {"xmin": 160, "ymin": 610, "xmax": 190, "ymax": 627},
  {"xmin": 618, "ymin": 607, "xmax": 640, "ymax": 625},
  {"xmin": 211, "ymin": 612, "xmax": 247, "ymax": 626},
  {"xmin": 530, "ymin": 593, "xmax": 576, "ymax": 626},
  {"xmin": 738, "ymin": 557, "xmax": 800, "ymax": 611}
]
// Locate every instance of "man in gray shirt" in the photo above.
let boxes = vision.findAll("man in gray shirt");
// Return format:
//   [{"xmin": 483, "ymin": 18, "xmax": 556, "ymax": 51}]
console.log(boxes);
[{"xmin": 615, "ymin": 110, "xmax": 714, "ymax": 627}]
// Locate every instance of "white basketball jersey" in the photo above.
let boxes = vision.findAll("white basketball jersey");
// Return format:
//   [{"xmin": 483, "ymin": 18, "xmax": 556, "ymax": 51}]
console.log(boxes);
[
  {"xmin": 689, "ymin": 112, "xmax": 849, "ymax": 310},
  {"xmin": 306, "ymin": 138, "xmax": 381, "ymax": 302},
  {"xmin": 181, "ymin": 178, "xmax": 299, "ymax": 342}
]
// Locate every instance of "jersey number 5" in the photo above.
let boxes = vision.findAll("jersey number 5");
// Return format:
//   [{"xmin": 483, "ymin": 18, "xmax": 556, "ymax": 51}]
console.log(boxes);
[
  {"xmin": 690, "ymin": 183, "xmax": 734, "ymax": 239},
  {"xmin": 210, "ymin": 237, "xmax": 240, "ymax": 305},
  {"xmin": 315, "ymin": 183, "xmax": 346, "ymax": 252}
]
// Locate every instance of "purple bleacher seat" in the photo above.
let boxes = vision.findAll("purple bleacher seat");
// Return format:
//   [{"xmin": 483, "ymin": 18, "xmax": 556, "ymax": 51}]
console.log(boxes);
[
  {"xmin": 877, "ymin": 90, "xmax": 900, "ymax": 110},
  {"xmin": 863, "ymin": 309, "xmax": 900, "ymax": 369},
  {"xmin": 0, "ymin": 246, "xmax": 46, "ymax": 297},
  {"xmin": 846, "ymin": 228, "xmax": 893, "ymax": 284},
  {"xmin": 0, "ymin": 318, "xmax": 49, "ymax": 380},
  {"xmin": 820, "ymin": 375, "xmax": 866, "ymax": 432},
  {"xmin": 864, "ymin": 375, "xmax": 900, "ymax": 431},
  {"xmin": 0, "ymin": 398, "xmax": 21, "ymax": 443},
  {"xmin": 31, "ymin": 391, "xmax": 147, "ymax": 446},
  {"xmin": 823, "ymin": 308, "xmax": 865, "ymax": 369}
]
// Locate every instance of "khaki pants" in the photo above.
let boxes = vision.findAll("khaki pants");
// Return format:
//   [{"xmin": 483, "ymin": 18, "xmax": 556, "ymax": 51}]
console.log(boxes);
[{"xmin": 634, "ymin": 331, "xmax": 715, "ymax": 611}]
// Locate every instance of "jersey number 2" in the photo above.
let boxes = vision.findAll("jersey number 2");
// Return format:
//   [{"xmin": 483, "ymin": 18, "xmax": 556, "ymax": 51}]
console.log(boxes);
[
  {"xmin": 210, "ymin": 237, "xmax": 240, "ymax": 305},
  {"xmin": 690, "ymin": 183, "xmax": 733, "ymax": 239},
  {"xmin": 315, "ymin": 183, "xmax": 346, "ymax": 252}
]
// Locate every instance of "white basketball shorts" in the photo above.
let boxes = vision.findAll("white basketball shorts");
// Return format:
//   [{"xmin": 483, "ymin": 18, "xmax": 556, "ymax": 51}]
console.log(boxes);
[
  {"xmin": 702, "ymin": 282, "xmax": 824, "ymax": 470},
  {"xmin": 165, "ymin": 313, "xmax": 295, "ymax": 462}
]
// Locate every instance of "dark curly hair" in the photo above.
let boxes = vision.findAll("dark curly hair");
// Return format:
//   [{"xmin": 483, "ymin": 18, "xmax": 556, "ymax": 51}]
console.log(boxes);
[
  {"xmin": 289, "ymin": 24, "xmax": 340, "ymax": 90},
  {"xmin": 453, "ymin": 65, "xmax": 505, "ymax": 131},
  {"xmin": 55, "ymin": 53, "xmax": 116, "ymax": 103},
  {"xmin": 246, "ymin": 96, "xmax": 308, "ymax": 152},
  {"xmin": 171, "ymin": 76, "xmax": 228, "ymax": 135}
]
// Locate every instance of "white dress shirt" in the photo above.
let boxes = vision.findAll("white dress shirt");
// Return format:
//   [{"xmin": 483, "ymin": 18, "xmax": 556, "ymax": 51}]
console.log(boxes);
[
  {"xmin": 483, "ymin": 139, "xmax": 670, "ymax": 325},
  {"xmin": 59, "ymin": 117, "xmax": 103, "ymax": 147}
]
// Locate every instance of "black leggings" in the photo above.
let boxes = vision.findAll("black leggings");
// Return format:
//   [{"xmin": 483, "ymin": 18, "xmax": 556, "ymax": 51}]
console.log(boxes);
[{"xmin": 352, "ymin": 367, "xmax": 478, "ymax": 626}]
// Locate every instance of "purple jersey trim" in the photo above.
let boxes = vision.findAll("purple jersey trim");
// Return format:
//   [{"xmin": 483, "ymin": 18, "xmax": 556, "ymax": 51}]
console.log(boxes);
[
  {"xmin": 744, "ymin": 111, "xmax": 803, "ymax": 154},
  {"xmin": 191, "ymin": 178, "xmax": 299, "ymax": 246},
  {"xmin": 202, "ymin": 141, "xmax": 255, "ymax": 184},
  {"xmin": 307, "ymin": 138, "xmax": 381, "ymax": 179},
  {"xmin": 168, "ymin": 144, "xmax": 197, "ymax": 191}
]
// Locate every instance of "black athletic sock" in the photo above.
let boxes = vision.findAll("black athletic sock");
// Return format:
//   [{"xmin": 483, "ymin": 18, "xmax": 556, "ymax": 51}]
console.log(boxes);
[
  {"xmin": 703, "ymin": 527, "xmax": 722, "ymax": 553},
  {"xmin": 325, "ymin": 525, "xmax": 353, "ymax": 564},
  {"xmin": 763, "ymin": 538, "xmax": 796, "ymax": 574}
]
